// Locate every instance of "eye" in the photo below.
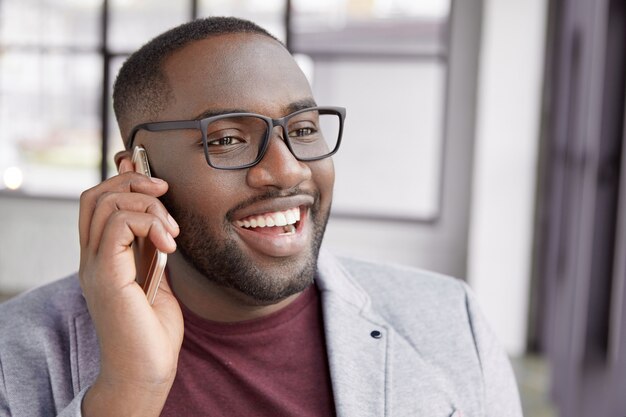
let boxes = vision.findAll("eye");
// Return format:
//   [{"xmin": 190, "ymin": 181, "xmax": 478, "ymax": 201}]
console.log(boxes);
[
  {"xmin": 207, "ymin": 136, "xmax": 243, "ymax": 146},
  {"xmin": 288, "ymin": 122, "xmax": 321, "ymax": 144},
  {"xmin": 290, "ymin": 127, "xmax": 316, "ymax": 137}
]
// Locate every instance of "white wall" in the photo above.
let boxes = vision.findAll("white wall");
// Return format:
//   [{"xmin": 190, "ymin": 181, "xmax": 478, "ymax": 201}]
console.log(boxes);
[
  {"xmin": 0, "ymin": 194, "xmax": 80, "ymax": 293},
  {"xmin": 468, "ymin": 0, "xmax": 548, "ymax": 355}
]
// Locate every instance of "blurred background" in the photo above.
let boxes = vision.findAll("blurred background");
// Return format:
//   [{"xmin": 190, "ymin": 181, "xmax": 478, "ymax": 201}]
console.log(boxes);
[{"xmin": 1, "ymin": 0, "xmax": 625, "ymax": 415}]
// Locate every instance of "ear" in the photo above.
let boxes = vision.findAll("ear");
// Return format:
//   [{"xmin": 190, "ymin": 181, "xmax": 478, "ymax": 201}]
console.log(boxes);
[{"xmin": 114, "ymin": 150, "xmax": 133, "ymax": 173}]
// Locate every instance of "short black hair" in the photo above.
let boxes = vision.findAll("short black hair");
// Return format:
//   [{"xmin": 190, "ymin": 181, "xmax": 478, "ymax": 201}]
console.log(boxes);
[{"xmin": 112, "ymin": 16, "xmax": 282, "ymax": 142}]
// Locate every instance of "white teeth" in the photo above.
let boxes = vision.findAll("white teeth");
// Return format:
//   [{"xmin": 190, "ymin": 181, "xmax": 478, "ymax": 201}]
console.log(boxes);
[
  {"xmin": 237, "ymin": 207, "xmax": 301, "ymax": 229},
  {"xmin": 283, "ymin": 224, "xmax": 296, "ymax": 234},
  {"xmin": 275, "ymin": 212, "xmax": 287, "ymax": 227}
]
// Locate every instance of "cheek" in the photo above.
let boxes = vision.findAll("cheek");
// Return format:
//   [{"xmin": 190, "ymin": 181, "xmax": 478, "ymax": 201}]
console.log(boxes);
[
  {"xmin": 144, "ymin": 143, "xmax": 202, "ymax": 192},
  {"xmin": 151, "ymin": 152, "xmax": 246, "ymax": 219},
  {"xmin": 311, "ymin": 159, "xmax": 335, "ymax": 205}
]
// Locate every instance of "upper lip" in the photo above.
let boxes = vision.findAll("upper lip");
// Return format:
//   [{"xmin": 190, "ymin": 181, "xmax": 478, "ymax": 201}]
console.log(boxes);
[{"xmin": 229, "ymin": 194, "xmax": 315, "ymax": 222}]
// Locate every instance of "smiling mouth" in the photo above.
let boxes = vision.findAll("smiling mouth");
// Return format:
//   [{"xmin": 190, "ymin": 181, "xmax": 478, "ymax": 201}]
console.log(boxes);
[{"xmin": 234, "ymin": 207, "xmax": 301, "ymax": 235}]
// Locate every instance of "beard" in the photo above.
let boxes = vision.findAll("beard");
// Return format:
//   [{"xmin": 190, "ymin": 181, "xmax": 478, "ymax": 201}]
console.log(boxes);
[{"xmin": 161, "ymin": 189, "xmax": 330, "ymax": 305}]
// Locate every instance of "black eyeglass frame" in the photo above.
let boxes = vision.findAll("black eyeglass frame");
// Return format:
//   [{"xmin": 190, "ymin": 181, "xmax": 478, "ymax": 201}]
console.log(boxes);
[{"xmin": 126, "ymin": 106, "xmax": 346, "ymax": 170}]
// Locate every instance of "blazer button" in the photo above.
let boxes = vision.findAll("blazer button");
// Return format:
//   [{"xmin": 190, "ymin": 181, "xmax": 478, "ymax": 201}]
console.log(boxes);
[{"xmin": 370, "ymin": 330, "xmax": 383, "ymax": 339}]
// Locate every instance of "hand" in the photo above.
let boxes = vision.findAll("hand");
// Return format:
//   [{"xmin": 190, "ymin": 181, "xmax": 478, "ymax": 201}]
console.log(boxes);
[{"xmin": 78, "ymin": 158, "xmax": 183, "ymax": 416}]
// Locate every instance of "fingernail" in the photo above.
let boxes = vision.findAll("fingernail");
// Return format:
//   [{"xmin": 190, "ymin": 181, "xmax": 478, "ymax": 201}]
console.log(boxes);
[
  {"xmin": 150, "ymin": 177, "xmax": 165, "ymax": 184},
  {"xmin": 167, "ymin": 232, "xmax": 176, "ymax": 247},
  {"xmin": 167, "ymin": 213, "xmax": 179, "ymax": 229}
]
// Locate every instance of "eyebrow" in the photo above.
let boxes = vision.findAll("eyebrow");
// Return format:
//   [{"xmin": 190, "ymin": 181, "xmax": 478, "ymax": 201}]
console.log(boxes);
[
  {"xmin": 192, "ymin": 98, "xmax": 318, "ymax": 121},
  {"xmin": 286, "ymin": 98, "xmax": 318, "ymax": 114}
]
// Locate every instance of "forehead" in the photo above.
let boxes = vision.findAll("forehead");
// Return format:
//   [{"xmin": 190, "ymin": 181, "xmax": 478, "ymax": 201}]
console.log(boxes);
[{"xmin": 160, "ymin": 33, "xmax": 314, "ymax": 120}]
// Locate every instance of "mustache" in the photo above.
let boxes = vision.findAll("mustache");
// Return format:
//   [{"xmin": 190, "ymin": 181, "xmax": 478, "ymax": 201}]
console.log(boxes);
[{"xmin": 225, "ymin": 187, "xmax": 319, "ymax": 221}]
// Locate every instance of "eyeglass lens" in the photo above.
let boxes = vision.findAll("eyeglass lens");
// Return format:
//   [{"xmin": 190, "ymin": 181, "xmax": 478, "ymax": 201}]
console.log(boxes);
[{"xmin": 204, "ymin": 110, "xmax": 341, "ymax": 169}]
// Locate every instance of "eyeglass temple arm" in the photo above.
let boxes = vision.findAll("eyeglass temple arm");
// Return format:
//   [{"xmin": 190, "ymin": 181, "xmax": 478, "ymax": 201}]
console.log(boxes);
[{"xmin": 126, "ymin": 120, "xmax": 202, "ymax": 149}]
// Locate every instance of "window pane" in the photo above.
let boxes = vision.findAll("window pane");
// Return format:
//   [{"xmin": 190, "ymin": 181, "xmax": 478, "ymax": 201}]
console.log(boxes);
[
  {"xmin": 199, "ymin": 0, "xmax": 286, "ymax": 42},
  {"xmin": 292, "ymin": 0, "xmax": 450, "ymax": 24},
  {"xmin": 0, "ymin": 0, "xmax": 101, "ymax": 48},
  {"xmin": 109, "ymin": 0, "xmax": 190, "ymax": 53},
  {"xmin": 313, "ymin": 59, "xmax": 446, "ymax": 220},
  {"xmin": 291, "ymin": 8, "xmax": 449, "ymax": 57},
  {"xmin": 0, "ymin": 53, "xmax": 101, "ymax": 196}
]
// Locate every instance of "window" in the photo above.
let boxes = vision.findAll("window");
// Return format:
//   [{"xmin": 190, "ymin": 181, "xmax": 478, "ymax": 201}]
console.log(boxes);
[
  {"xmin": 0, "ymin": 0, "xmax": 451, "ymax": 223},
  {"xmin": 0, "ymin": 0, "xmax": 286, "ymax": 196},
  {"xmin": 291, "ymin": 0, "xmax": 451, "ymax": 221},
  {"xmin": 0, "ymin": 0, "xmax": 102, "ymax": 196}
]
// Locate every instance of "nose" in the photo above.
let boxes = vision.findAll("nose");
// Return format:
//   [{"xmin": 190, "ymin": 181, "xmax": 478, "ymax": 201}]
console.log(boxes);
[{"xmin": 246, "ymin": 129, "xmax": 312, "ymax": 190}]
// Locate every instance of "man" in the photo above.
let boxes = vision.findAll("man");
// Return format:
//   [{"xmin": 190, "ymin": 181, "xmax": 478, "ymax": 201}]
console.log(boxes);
[{"xmin": 0, "ymin": 17, "xmax": 522, "ymax": 416}]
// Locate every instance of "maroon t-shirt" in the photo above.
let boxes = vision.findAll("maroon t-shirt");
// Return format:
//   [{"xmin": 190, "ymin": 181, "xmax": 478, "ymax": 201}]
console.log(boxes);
[{"xmin": 160, "ymin": 284, "xmax": 336, "ymax": 416}]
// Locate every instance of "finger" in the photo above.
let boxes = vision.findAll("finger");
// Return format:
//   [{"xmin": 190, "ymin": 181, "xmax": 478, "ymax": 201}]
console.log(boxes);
[
  {"xmin": 151, "ymin": 273, "xmax": 185, "ymax": 347},
  {"xmin": 97, "ymin": 210, "xmax": 177, "ymax": 259},
  {"xmin": 118, "ymin": 158, "xmax": 134, "ymax": 174},
  {"xmin": 87, "ymin": 191, "xmax": 179, "ymax": 254},
  {"xmin": 79, "ymin": 172, "xmax": 169, "ymax": 248},
  {"xmin": 115, "ymin": 150, "xmax": 132, "ymax": 173},
  {"xmin": 82, "ymin": 211, "xmax": 176, "ymax": 293},
  {"xmin": 152, "ymin": 272, "xmax": 177, "ymax": 309}
]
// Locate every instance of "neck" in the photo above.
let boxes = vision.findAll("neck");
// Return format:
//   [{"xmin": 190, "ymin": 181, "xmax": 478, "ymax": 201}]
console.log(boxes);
[{"xmin": 166, "ymin": 252, "xmax": 301, "ymax": 323}]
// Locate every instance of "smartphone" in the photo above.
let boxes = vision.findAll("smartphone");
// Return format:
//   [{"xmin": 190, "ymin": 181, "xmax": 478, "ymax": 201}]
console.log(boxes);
[{"xmin": 132, "ymin": 146, "xmax": 167, "ymax": 305}]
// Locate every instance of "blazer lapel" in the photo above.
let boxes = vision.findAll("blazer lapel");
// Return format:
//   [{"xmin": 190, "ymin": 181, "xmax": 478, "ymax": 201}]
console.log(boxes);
[
  {"xmin": 69, "ymin": 310, "xmax": 100, "ymax": 394},
  {"xmin": 316, "ymin": 250, "xmax": 461, "ymax": 416},
  {"xmin": 316, "ymin": 250, "xmax": 389, "ymax": 416},
  {"xmin": 321, "ymin": 291, "xmax": 389, "ymax": 416}
]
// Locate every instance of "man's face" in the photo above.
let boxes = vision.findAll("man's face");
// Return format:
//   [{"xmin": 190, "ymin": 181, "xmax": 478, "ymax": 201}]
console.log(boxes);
[{"xmin": 137, "ymin": 34, "xmax": 334, "ymax": 304}]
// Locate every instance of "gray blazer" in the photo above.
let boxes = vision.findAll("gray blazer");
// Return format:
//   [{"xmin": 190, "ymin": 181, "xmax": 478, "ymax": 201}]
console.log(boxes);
[{"xmin": 0, "ymin": 251, "xmax": 522, "ymax": 416}]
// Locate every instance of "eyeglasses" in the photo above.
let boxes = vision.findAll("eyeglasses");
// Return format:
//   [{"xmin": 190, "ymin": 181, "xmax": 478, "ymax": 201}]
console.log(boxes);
[{"xmin": 127, "ymin": 106, "xmax": 346, "ymax": 170}]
